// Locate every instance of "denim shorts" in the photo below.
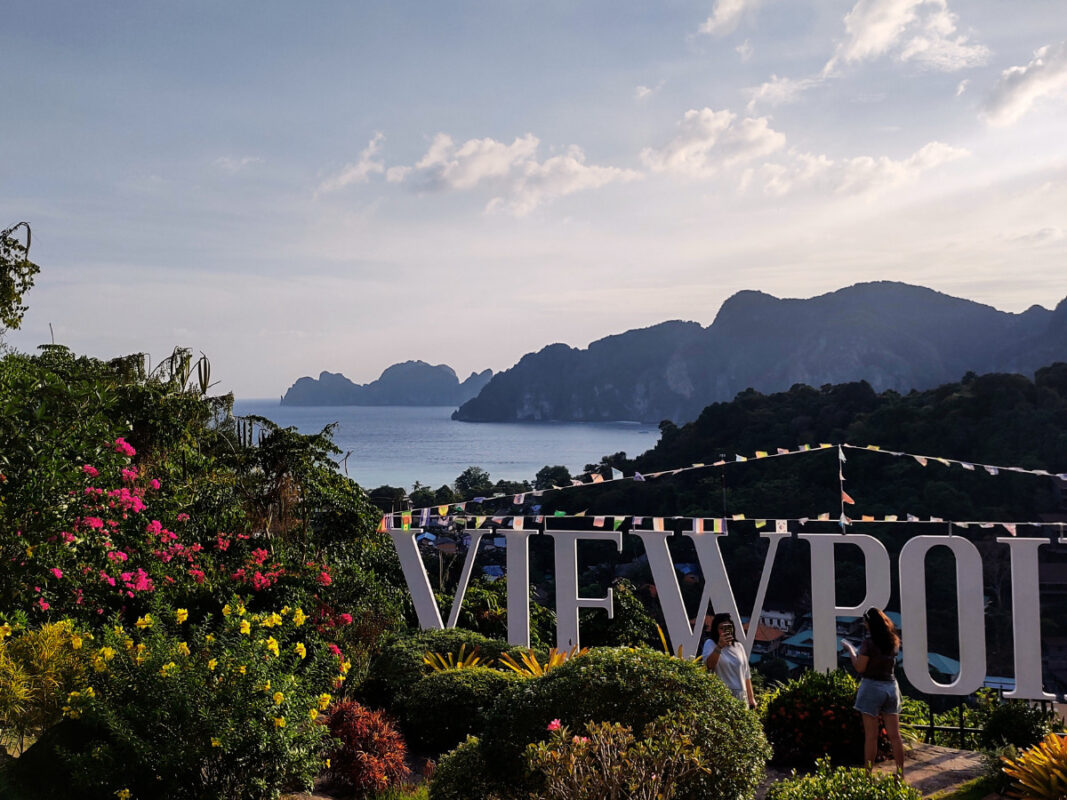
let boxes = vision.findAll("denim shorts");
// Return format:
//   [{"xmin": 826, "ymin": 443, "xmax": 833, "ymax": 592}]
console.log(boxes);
[{"xmin": 854, "ymin": 679, "xmax": 901, "ymax": 717}]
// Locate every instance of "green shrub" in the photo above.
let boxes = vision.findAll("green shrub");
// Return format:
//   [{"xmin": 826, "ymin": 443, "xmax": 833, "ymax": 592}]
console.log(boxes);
[
  {"xmin": 481, "ymin": 647, "xmax": 769, "ymax": 800},
  {"xmin": 980, "ymin": 700, "xmax": 1060, "ymax": 750},
  {"xmin": 765, "ymin": 758, "xmax": 920, "ymax": 800},
  {"xmin": 361, "ymin": 628, "xmax": 521, "ymax": 715},
  {"xmin": 525, "ymin": 715, "xmax": 709, "ymax": 800},
  {"xmin": 428, "ymin": 736, "xmax": 493, "ymax": 800},
  {"xmin": 403, "ymin": 666, "xmax": 518, "ymax": 755},
  {"xmin": 763, "ymin": 669, "xmax": 869, "ymax": 765}
]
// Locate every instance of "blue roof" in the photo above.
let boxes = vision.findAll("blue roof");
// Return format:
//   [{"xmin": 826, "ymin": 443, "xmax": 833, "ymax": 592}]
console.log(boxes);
[
  {"xmin": 928, "ymin": 652, "xmax": 961, "ymax": 675},
  {"xmin": 782, "ymin": 630, "xmax": 813, "ymax": 646}
]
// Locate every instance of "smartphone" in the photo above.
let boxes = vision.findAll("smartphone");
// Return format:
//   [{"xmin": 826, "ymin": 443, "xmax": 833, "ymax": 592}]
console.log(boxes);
[{"xmin": 720, "ymin": 622, "xmax": 735, "ymax": 645}]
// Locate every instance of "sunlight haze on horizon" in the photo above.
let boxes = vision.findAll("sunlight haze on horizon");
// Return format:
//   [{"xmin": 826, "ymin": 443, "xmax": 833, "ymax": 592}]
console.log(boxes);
[{"xmin": 3, "ymin": 0, "xmax": 1067, "ymax": 397}]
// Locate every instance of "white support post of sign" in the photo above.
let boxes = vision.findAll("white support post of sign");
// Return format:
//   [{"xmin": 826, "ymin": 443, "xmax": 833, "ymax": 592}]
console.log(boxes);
[
  {"xmin": 504, "ymin": 529, "xmax": 536, "ymax": 648},
  {"xmin": 799, "ymin": 533, "xmax": 891, "ymax": 673},
  {"xmin": 548, "ymin": 530, "xmax": 623, "ymax": 649},
  {"xmin": 899, "ymin": 535, "xmax": 986, "ymax": 695}
]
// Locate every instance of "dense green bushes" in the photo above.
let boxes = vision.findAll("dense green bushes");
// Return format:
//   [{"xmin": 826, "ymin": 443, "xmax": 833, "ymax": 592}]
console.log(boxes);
[
  {"xmin": 765, "ymin": 759, "xmax": 919, "ymax": 800},
  {"xmin": 428, "ymin": 736, "xmax": 493, "ymax": 800},
  {"xmin": 475, "ymin": 647, "xmax": 769, "ymax": 800},
  {"xmin": 404, "ymin": 666, "xmax": 518, "ymax": 754}
]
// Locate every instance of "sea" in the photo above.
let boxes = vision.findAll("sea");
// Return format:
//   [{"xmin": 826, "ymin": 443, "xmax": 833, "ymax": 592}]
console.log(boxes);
[{"xmin": 232, "ymin": 401, "xmax": 660, "ymax": 490}]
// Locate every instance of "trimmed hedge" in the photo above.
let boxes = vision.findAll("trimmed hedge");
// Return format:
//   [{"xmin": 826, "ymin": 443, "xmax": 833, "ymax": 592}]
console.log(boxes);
[
  {"xmin": 403, "ymin": 667, "xmax": 519, "ymax": 755},
  {"xmin": 360, "ymin": 628, "xmax": 520, "ymax": 715},
  {"xmin": 428, "ymin": 736, "xmax": 493, "ymax": 800},
  {"xmin": 479, "ymin": 647, "xmax": 769, "ymax": 800},
  {"xmin": 765, "ymin": 759, "xmax": 919, "ymax": 800}
]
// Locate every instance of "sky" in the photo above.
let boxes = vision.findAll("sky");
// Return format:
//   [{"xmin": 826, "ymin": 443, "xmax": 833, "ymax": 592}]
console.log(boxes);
[{"xmin": 2, "ymin": 0, "xmax": 1067, "ymax": 398}]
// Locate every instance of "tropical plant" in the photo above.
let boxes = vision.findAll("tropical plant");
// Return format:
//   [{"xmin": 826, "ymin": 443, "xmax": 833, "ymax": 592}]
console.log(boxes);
[
  {"xmin": 498, "ymin": 646, "xmax": 587, "ymax": 677},
  {"xmin": 322, "ymin": 700, "xmax": 410, "ymax": 798},
  {"xmin": 423, "ymin": 643, "xmax": 487, "ymax": 671},
  {"xmin": 981, "ymin": 700, "xmax": 1060, "ymax": 750},
  {"xmin": 525, "ymin": 715, "xmax": 709, "ymax": 800},
  {"xmin": 1002, "ymin": 732, "xmax": 1067, "ymax": 800}
]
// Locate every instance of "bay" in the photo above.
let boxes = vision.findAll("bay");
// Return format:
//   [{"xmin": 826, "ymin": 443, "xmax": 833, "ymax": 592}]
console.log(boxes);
[{"xmin": 233, "ymin": 401, "xmax": 660, "ymax": 490}]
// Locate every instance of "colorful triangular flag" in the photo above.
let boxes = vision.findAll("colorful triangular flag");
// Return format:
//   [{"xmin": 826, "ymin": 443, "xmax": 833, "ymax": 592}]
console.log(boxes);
[{"xmin": 842, "ymin": 490, "xmax": 856, "ymax": 505}]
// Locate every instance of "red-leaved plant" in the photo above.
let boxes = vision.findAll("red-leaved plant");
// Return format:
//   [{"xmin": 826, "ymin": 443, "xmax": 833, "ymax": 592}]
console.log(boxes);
[{"xmin": 323, "ymin": 700, "xmax": 410, "ymax": 797}]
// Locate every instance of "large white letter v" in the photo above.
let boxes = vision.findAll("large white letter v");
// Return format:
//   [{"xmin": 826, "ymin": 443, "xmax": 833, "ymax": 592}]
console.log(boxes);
[{"xmin": 389, "ymin": 528, "xmax": 488, "ymax": 629}]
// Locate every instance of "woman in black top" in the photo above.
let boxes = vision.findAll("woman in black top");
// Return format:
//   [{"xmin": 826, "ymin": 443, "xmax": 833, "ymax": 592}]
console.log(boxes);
[{"xmin": 845, "ymin": 607, "xmax": 905, "ymax": 775}]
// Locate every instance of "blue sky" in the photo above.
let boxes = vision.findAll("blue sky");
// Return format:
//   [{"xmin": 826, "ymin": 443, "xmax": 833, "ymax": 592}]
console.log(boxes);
[{"xmin": 3, "ymin": 0, "xmax": 1066, "ymax": 397}]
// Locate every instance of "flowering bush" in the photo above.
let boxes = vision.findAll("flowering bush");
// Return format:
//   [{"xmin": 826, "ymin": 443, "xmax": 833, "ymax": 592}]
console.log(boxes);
[
  {"xmin": 762, "ymin": 669, "xmax": 875, "ymax": 766},
  {"xmin": 7, "ymin": 603, "xmax": 341, "ymax": 799},
  {"xmin": 322, "ymin": 700, "xmax": 410, "ymax": 797},
  {"xmin": 525, "ymin": 715, "xmax": 709, "ymax": 800}
]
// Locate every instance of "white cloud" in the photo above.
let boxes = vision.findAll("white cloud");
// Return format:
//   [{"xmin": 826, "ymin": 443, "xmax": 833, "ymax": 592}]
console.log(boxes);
[
  {"xmin": 317, "ymin": 133, "xmax": 386, "ymax": 193},
  {"xmin": 736, "ymin": 39, "xmax": 753, "ymax": 61},
  {"xmin": 753, "ymin": 140, "xmax": 968, "ymax": 197},
  {"xmin": 698, "ymin": 0, "xmax": 760, "ymax": 36},
  {"xmin": 390, "ymin": 133, "xmax": 639, "ymax": 215},
  {"xmin": 824, "ymin": 0, "xmax": 988, "ymax": 75},
  {"xmin": 635, "ymin": 81, "xmax": 664, "ymax": 100},
  {"xmin": 641, "ymin": 108, "xmax": 786, "ymax": 178},
  {"xmin": 956, "ymin": 78, "xmax": 969, "ymax": 96},
  {"xmin": 746, "ymin": 74, "xmax": 820, "ymax": 111},
  {"xmin": 983, "ymin": 42, "xmax": 1067, "ymax": 126},
  {"xmin": 213, "ymin": 156, "xmax": 262, "ymax": 173}
]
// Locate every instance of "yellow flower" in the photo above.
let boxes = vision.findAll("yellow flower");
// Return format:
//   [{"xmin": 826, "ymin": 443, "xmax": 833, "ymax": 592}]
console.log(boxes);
[
  {"xmin": 265, "ymin": 637, "xmax": 279, "ymax": 657},
  {"xmin": 93, "ymin": 658, "xmax": 108, "ymax": 673},
  {"xmin": 25, "ymin": 546, "xmax": 34, "ymax": 558},
  {"xmin": 261, "ymin": 612, "xmax": 282, "ymax": 628},
  {"xmin": 124, "ymin": 637, "xmax": 135, "ymax": 651},
  {"xmin": 211, "ymin": 737, "xmax": 221, "ymax": 748},
  {"xmin": 238, "ymin": 665, "xmax": 246, "ymax": 675},
  {"xmin": 176, "ymin": 608, "xmax": 188, "ymax": 624},
  {"xmin": 160, "ymin": 662, "xmax": 177, "ymax": 677},
  {"xmin": 135, "ymin": 614, "xmax": 153, "ymax": 630},
  {"xmin": 1, "ymin": 623, "xmax": 12, "ymax": 638},
  {"xmin": 99, "ymin": 646, "xmax": 116, "ymax": 661},
  {"xmin": 294, "ymin": 642, "xmax": 306, "ymax": 660},
  {"xmin": 272, "ymin": 716, "xmax": 286, "ymax": 729},
  {"xmin": 281, "ymin": 606, "xmax": 290, "ymax": 615},
  {"xmin": 236, "ymin": 603, "xmax": 247, "ymax": 616},
  {"xmin": 339, "ymin": 659, "xmax": 351, "ymax": 677},
  {"xmin": 273, "ymin": 691, "xmax": 284, "ymax": 705},
  {"xmin": 317, "ymin": 693, "xmax": 332, "ymax": 711},
  {"xmin": 115, "ymin": 789, "xmax": 131, "ymax": 800},
  {"xmin": 222, "ymin": 604, "xmax": 232, "ymax": 617},
  {"xmin": 176, "ymin": 642, "xmax": 190, "ymax": 657},
  {"xmin": 308, "ymin": 707, "xmax": 319, "ymax": 721},
  {"xmin": 113, "ymin": 625, "xmax": 124, "ymax": 637},
  {"xmin": 84, "ymin": 686, "xmax": 96, "ymax": 698},
  {"xmin": 239, "ymin": 619, "xmax": 251, "ymax": 636},
  {"xmin": 71, "ymin": 635, "xmax": 83, "ymax": 650},
  {"xmin": 208, "ymin": 658, "xmax": 218, "ymax": 671},
  {"xmin": 325, "ymin": 758, "xmax": 331, "ymax": 769},
  {"xmin": 292, "ymin": 608, "xmax": 306, "ymax": 627},
  {"xmin": 205, "ymin": 633, "xmax": 215, "ymax": 644}
]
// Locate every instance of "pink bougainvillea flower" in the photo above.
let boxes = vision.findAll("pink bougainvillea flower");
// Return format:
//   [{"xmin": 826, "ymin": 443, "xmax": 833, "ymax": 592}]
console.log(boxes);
[
  {"xmin": 149, "ymin": 478, "xmax": 161, "ymax": 490},
  {"xmin": 317, "ymin": 571, "xmax": 332, "ymax": 587},
  {"xmin": 176, "ymin": 513, "xmax": 190, "ymax": 522},
  {"xmin": 37, "ymin": 599, "xmax": 50, "ymax": 611},
  {"xmin": 83, "ymin": 517, "xmax": 105, "ymax": 530},
  {"xmin": 328, "ymin": 643, "xmax": 342, "ymax": 657},
  {"xmin": 82, "ymin": 464, "xmax": 99, "ymax": 477},
  {"xmin": 121, "ymin": 467, "xmax": 139, "ymax": 482},
  {"xmin": 547, "ymin": 719, "xmax": 562, "ymax": 731},
  {"xmin": 113, "ymin": 437, "xmax": 136, "ymax": 457},
  {"xmin": 338, "ymin": 613, "xmax": 353, "ymax": 626},
  {"xmin": 50, "ymin": 567, "xmax": 63, "ymax": 579}
]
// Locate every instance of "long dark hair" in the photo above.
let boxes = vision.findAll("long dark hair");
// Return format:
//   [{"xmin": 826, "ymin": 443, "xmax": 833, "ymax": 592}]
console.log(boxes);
[
  {"xmin": 865, "ymin": 608, "xmax": 900, "ymax": 654},
  {"xmin": 711, "ymin": 612, "xmax": 735, "ymax": 644}
]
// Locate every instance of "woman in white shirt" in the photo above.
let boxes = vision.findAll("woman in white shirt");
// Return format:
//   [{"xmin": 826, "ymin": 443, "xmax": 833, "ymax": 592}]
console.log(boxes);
[{"xmin": 703, "ymin": 612, "xmax": 756, "ymax": 709}]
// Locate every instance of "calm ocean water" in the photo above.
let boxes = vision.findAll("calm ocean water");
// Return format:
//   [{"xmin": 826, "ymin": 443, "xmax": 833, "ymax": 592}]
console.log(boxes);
[{"xmin": 232, "ymin": 401, "xmax": 660, "ymax": 490}]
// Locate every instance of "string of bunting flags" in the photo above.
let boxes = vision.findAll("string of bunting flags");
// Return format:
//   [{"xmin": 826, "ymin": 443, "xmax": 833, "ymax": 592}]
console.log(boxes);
[{"xmin": 376, "ymin": 441, "xmax": 1067, "ymax": 539}]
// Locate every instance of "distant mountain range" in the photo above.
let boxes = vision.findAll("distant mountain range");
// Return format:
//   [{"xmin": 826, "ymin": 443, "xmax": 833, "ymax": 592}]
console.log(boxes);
[
  {"xmin": 451, "ymin": 281, "xmax": 1067, "ymax": 423},
  {"xmin": 281, "ymin": 361, "xmax": 493, "ymax": 406}
]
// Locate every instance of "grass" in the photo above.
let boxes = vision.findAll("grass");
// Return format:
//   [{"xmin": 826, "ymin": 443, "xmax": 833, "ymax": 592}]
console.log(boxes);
[{"xmin": 926, "ymin": 776, "xmax": 996, "ymax": 800}]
